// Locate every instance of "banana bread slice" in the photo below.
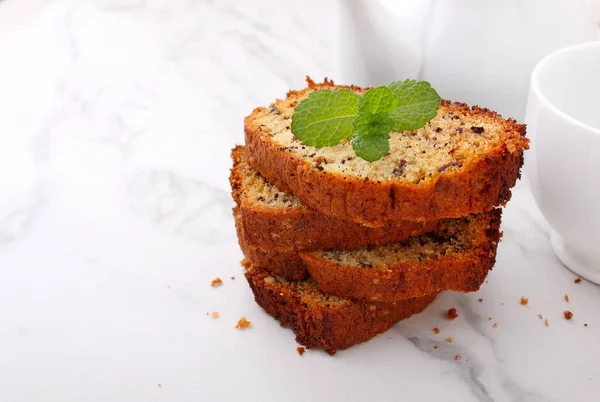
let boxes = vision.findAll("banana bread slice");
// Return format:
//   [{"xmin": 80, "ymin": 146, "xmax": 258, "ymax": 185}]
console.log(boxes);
[
  {"xmin": 244, "ymin": 261, "xmax": 436, "ymax": 355},
  {"xmin": 230, "ymin": 145, "xmax": 442, "ymax": 252},
  {"xmin": 244, "ymin": 78, "xmax": 528, "ymax": 227},
  {"xmin": 301, "ymin": 209, "xmax": 502, "ymax": 302},
  {"xmin": 239, "ymin": 209, "xmax": 501, "ymax": 301}
]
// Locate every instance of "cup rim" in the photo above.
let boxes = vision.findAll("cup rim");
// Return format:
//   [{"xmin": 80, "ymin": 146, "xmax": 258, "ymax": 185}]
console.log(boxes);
[{"xmin": 530, "ymin": 41, "xmax": 600, "ymax": 136}]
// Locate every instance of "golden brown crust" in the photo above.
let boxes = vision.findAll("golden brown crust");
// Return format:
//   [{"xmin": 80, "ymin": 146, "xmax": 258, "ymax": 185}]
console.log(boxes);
[
  {"xmin": 244, "ymin": 79, "xmax": 528, "ymax": 227},
  {"xmin": 244, "ymin": 262, "xmax": 436, "ymax": 355},
  {"xmin": 230, "ymin": 146, "xmax": 443, "ymax": 250},
  {"xmin": 300, "ymin": 209, "xmax": 502, "ymax": 302},
  {"xmin": 234, "ymin": 210, "xmax": 308, "ymax": 280}
]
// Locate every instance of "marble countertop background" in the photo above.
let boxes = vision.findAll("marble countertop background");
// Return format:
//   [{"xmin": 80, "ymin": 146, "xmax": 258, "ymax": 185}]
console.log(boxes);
[{"xmin": 1, "ymin": 1, "xmax": 599, "ymax": 401}]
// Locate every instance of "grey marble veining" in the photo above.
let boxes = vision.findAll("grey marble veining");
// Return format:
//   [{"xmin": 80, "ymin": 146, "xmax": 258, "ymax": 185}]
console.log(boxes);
[{"xmin": 0, "ymin": 1, "xmax": 598, "ymax": 401}]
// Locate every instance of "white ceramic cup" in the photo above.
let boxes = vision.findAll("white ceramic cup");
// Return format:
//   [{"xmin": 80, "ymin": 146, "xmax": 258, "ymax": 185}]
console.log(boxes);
[{"xmin": 526, "ymin": 41, "xmax": 600, "ymax": 284}]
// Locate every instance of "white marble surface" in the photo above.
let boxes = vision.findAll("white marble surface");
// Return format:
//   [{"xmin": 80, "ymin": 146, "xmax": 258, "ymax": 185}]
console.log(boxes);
[{"xmin": 1, "ymin": 1, "xmax": 599, "ymax": 401}]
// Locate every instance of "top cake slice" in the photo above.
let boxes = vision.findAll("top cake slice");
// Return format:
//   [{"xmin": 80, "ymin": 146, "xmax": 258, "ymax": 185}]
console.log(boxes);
[{"xmin": 244, "ymin": 78, "xmax": 528, "ymax": 227}]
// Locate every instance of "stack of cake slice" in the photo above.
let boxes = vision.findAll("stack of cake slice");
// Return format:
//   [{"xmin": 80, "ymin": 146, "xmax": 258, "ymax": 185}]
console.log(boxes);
[{"xmin": 230, "ymin": 79, "xmax": 528, "ymax": 355}]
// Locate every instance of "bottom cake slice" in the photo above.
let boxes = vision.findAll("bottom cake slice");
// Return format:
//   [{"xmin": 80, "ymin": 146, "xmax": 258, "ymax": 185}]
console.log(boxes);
[{"xmin": 244, "ymin": 261, "xmax": 436, "ymax": 355}]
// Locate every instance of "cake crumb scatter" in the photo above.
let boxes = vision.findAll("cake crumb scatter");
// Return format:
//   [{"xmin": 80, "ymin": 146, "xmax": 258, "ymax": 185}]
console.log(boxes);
[
  {"xmin": 297, "ymin": 347, "xmax": 305, "ymax": 356},
  {"xmin": 446, "ymin": 308, "xmax": 458, "ymax": 320},
  {"xmin": 520, "ymin": 296, "xmax": 528, "ymax": 305},
  {"xmin": 564, "ymin": 311, "xmax": 573, "ymax": 320},
  {"xmin": 211, "ymin": 277, "xmax": 223, "ymax": 287},
  {"xmin": 564, "ymin": 294, "xmax": 569, "ymax": 302},
  {"xmin": 433, "ymin": 327, "xmax": 440, "ymax": 334},
  {"xmin": 236, "ymin": 317, "xmax": 251, "ymax": 330}
]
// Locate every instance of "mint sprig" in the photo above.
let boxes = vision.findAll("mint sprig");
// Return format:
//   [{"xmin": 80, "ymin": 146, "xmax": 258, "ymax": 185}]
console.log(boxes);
[{"xmin": 290, "ymin": 79, "xmax": 441, "ymax": 162}]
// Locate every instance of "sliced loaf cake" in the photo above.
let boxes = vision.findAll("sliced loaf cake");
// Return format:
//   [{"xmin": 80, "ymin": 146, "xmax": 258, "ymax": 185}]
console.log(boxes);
[
  {"xmin": 230, "ymin": 145, "xmax": 442, "ymax": 264},
  {"xmin": 244, "ymin": 261, "xmax": 437, "ymax": 355},
  {"xmin": 239, "ymin": 208, "xmax": 501, "ymax": 301},
  {"xmin": 244, "ymin": 78, "xmax": 528, "ymax": 227},
  {"xmin": 301, "ymin": 210, "xmax": 502, "ymax": 301}
]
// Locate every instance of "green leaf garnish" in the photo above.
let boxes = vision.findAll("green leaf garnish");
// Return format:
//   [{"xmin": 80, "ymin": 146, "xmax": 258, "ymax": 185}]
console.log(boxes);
[
  {"xmin": 352, "ymin": 132, "xmax": 390, "ymax": 163},
  {"xmin": 357, "ymin": 86, "xmax": 398, "ymax": 115},
  {"xmin": 388, "ymin": 80, "xmax": 441, "ymax": 131},
  {"xmin": 290, "ymin": 79, "xmax": 441, "ymax": 162},
  {"xmin": 290, "ymin": 89, "xmax": 360, "ymax": 148},
  {"xmin": 353, "ymin": 112, "xmax": 395, "ymax": 138}
]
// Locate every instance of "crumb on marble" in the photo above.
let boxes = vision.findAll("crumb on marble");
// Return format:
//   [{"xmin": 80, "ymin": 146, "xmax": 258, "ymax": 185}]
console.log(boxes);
[
  {"xmin": 236, "ymin": 316, "xmax": 251, "ymax": 330},
  {"xmin": 488, "ymin": 317, "xmax": 492, "ymax": 321},
  {"xmin": 446, "ymin": 337, "xmax": 454, "ymax": 343},
  {"xmin": 455, "ymin": 354, "xmax": 461, "ymax": 360},
  {"xmin": 297, "ymin": 347, "xmax": 305, "ymax": 356},
  {"xmin": 564, "ymin": 310, "xmax": 573, "ymax": 320},
  {"xmin": 564, "ymin": 294, "xmax": 569, "ymax": 302},
  {"xmin": 493, "ymin": 322, "xmax": 498, "ymax": 328},
  {"xmin": 520, "ymin": 296, "xmax": 528, "ymax": 306},
  {"xmin": 433, "ymin": 327, "xmax": 440, "ymax": 334},
  {"xmin": 574, "ymin": 278, "xmax": 582, "ymax": 284},
  {"xmin": 231, "ymin": 276, "xmax": 235, "ymax": 280},
  {"xmin": 211, "ymin": 312, "xmax": 219, "ymax": 319},
  {"xmin": 446, "ymin": 308, "xmax": 458, "ymax": 320},
  {"xmin": 538, "ymin": 314, "xmax": 543, "ymax": 320},
  {"xmin": 478, "ymin": 298, "xmax": 483, "ymax": 303},
  {"xmin": 157, "ymin": 384, "xmax": 162, "ymax": 388},
  {"xmin": 485, "ymin": 280, "xmax": 489, "ymax": 284},
  {"xmin": 544, "ymin": 319, "xmax": 549, "ymax": 327},
  {"xmin": 584, "ymin": 323, "xmax": 588, "ymax": 327},
  {"xmin": 434, "ymin": 345, "xmax": 438, "ymax": 349},
  {"xmin": 211, "ymin": 277, "xmax": 223, "ymax": 287}
]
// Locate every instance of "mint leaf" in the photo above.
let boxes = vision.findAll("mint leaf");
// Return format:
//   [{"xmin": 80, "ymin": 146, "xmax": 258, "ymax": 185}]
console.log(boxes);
[
  {"xmin": 353, "ymin": 112, "xmax": 395, "ymax": 138},
  {"xmin": 388, "ymin": 80, "xmax": 441, "ymax": 131},
  {"xmin": 352, "ymin": 132, "xmax": 390, "ymax": 162},
  {"xmin": 289, "ymin": 79, "xmax": 441, "ymax": 163},
  {"xmin": 291, "ymin": 89, "xmax": 361, "ymax": 148},
  {"xmin": 358, "ymin": 86, "xmax": 398, "ymax": 115}
]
